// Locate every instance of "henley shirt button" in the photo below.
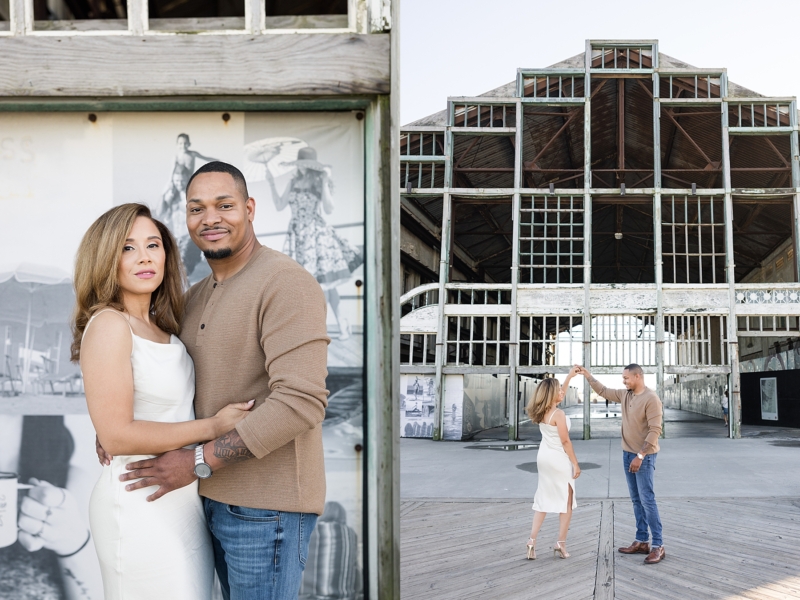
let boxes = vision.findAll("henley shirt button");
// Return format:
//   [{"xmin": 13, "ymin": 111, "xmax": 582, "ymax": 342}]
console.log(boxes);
[{"xmin": 200, "ymin": 324, "xmax": 205, "ymax": 329}]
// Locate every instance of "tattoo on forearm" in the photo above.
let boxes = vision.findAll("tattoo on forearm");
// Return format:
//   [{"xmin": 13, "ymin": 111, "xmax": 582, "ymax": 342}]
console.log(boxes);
[
  {"xmin": 213, "ymin": 430, "xmax": 255, "ymax": 464},
  {"xmin": 588, "ymin": 376, "xmax": 599, "ymax": 385}
]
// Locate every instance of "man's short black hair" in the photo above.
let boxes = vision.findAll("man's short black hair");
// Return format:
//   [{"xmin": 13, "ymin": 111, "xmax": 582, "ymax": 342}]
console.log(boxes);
[
  {"xmin": 624, "ymin": 363, "xmax": 644, "ymax": 376},
  {"xmin": 186, "ymin": 161, "xmax": 249, "ymax": 200}
]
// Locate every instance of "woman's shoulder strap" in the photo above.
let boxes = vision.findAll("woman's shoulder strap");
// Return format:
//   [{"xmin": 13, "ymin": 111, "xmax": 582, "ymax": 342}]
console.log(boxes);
[
  {"xmin": 83, "ymin": 309, "xmax": 133, "ymax": 339},
  {"xmin": 547, "ymin": 408, "xmax": 563, "ymax": 425}
]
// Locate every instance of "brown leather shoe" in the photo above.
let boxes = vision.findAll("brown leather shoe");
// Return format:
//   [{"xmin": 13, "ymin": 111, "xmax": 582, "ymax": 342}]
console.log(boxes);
[
  {"xmin": 618, "ymin": 541, "xmax": 651, "ymax": 554},
  {"xmin": 644, "ymin": 546, "xmax": 665, "ymax": 564}
]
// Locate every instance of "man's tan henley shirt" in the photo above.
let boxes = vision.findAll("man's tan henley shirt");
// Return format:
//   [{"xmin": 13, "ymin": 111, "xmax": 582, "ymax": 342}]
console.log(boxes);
[
  {"xmin": 180, "ymin": 245, "xmax": 330, "ymax": 515},
  {"xmin": 589, "ymin": 382, "xmax": 662, "ymax": 454}
]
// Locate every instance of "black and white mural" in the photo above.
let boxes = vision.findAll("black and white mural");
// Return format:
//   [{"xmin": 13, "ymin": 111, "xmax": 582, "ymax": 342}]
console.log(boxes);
[{"xmin": 0, "ymin": 111, "xmax": 365, "ymax": 599}]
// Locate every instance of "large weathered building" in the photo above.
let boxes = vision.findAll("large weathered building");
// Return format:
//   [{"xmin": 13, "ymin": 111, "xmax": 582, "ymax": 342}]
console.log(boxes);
[{"xmin": 400, "ymin": 40, "xmax": 800, "ymax": 442}]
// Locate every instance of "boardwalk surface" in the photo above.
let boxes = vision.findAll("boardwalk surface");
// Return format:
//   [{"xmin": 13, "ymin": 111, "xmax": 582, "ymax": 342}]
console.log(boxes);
[{"xmin": 400, "ymin": 497, "xmax": 800, "ymax": 600}]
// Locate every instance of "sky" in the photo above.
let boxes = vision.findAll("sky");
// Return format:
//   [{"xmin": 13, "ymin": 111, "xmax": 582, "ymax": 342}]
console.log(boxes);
[{"xmin": 399, "ymin": 0, "xmax": 800, "ymax": 125}]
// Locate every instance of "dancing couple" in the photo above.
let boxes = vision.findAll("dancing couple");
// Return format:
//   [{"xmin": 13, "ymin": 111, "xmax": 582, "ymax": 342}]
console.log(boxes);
[
  {"xmin": 525, "ymin": 364, "xmax": 665, "ymax": 565},
  {"xmin": 75, "ymin": 161, "xmax": 329, "ymax": 599}
]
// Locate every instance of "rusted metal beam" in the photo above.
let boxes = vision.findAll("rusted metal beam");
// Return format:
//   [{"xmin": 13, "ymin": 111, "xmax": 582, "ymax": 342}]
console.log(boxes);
[
  {"xmin": 524, "ymin": 109, "xmax": 579, "ymax": 168},
  {"xmin": 453, "ymin": 137, "xmax": 480, "ymax": 170},
  {"xmin": 662, "ymin": 108, "xmax": 716, "ymax": 167},
  {"xmin": 763, "ymin": 137, "xmax": 790, "ymax": 168}
]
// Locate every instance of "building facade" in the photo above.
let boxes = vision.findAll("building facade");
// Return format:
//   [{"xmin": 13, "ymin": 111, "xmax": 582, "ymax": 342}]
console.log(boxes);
[{"xmin": 400, "ymin": 40, "xmax": 800, "ymax": 441}]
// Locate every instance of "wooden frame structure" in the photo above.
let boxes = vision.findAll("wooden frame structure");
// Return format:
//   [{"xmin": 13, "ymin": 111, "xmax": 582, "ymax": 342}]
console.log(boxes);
[
  {"xmin": 0, "ymin": 2, "xmax": 400, "ymax": 597},
  {"xmin": 400, "ymin": 39, "xmax": 800, "ymax": 442}
]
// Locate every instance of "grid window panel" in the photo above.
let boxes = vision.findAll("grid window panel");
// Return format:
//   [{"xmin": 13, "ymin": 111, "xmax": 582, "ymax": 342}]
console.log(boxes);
[
  {"xmin": 452, "ymin": 104, "xmax": 515, "ymax": 128},
  {"xmin": 400, "ymin": 132, "xmax": 446, "ymax": 157},
  {"xmin": 659, "ymin": 75, "xmax": 721, "ymax": 100},
  {"xmin": 728, "ymin": 103, "xmax": 792, "ymax": 128},
  {"xmin": 664, "ymin": 315, "xmax": 729, "ymax": 366},
  {"xmin": 662, "ymin": 196, "xmax": 726, "ymax": 284},
  {"xmin": 400, "ymin": 333, "xmax": 437, "ymax": 366},
  {"xmin": 445, "ymin": 315, "xmax": 511, "ymax": 366},
  {"xmin": 519, "ymin": 196, "xmax": 584, "ymax": 284},
  {"xmin": 520, "ymin": 74, "xmax": 585, "ymax": 99},
  {"xmin": 518, "ymin": 316, "xmax": 582, "ymax": 367},
  {"xmin": 447, "ymin": 288, "xmax": 512, "ymax": 305},
  {"xmin": 590, "ymin": 46, "xmax": 653, "ymax": 69},
  {"xmin": 591, "ymin": 315, "xmax": 657, "ymax": 367},
  {"xmin": 400, "ymin": 132, "xmax": 446, "ymax": 191},
  {"xmin": 401, "ymin": 161, "xmax": 446, "ymax": 190},
  {"xmin": 736, "ymin": 315, "xmax": 800, "ymax": 336}
]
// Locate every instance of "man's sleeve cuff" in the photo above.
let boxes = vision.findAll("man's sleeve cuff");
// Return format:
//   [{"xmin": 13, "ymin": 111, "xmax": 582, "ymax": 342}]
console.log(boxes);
[{"xmin": 235, "ymin": 420, "xmax": 269, "ymax": 460}]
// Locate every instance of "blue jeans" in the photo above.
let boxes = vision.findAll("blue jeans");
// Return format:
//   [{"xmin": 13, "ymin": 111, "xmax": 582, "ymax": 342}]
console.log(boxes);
[
  {"xmin": 204, "ymin": 498, "xmax": 318, "ymax": 600},
  {"xmin": 622, "ymin": 451, "xmax": 663, "ymax": 548}
]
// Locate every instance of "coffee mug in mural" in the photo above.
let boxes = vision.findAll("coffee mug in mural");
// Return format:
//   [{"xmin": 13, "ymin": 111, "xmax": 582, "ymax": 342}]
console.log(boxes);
[{"xmin": 0, "ymin": 472, "xmax": 18, "ymax": 548}]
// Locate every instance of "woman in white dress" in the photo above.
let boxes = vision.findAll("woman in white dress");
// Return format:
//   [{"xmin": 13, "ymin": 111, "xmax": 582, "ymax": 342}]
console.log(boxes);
[
  {"xmin": 71, "ymin": 203, "xmax": 253, "ymax": 599},
  {"xmin": 524, "ymin": 369, "xmax": 582, "ymax": 560}
]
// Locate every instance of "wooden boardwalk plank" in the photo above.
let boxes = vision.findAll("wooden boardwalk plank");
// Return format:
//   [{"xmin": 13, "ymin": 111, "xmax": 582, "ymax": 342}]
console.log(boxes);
[{"xmin": 402, "ymin": 498, "xmax": 800, "ymax": 599}]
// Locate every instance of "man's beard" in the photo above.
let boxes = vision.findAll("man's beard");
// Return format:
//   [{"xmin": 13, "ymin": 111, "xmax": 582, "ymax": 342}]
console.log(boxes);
[{"xmin": 203, "ymin": 247, "xmax": 233, "ymax": 260}]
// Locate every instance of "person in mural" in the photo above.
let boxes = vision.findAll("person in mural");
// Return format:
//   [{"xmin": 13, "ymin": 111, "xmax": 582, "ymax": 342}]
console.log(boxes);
[
  {"xmin": 721, "ymin": 387, "xmax": 729, "ymax": 428},
  {"xmin": 74, "ymin": 203, "xmax": 255, "ymax": 599},
  {"xmin": 158, "ymin": 134, "xmax": 219, "ymax": 278},
  {"xmin": 412, "ymin": 376, "xmax": 422, "ymax": 400},
  {"xmin": 524, "ymin": 371, "xmax": 581, "ymax": 560},
  {"xmin": 574, "ymin": 364, "xmax": 666, "ymax": 564},
  {"xmin": 0, "ymin": 416, "xmax": 104, "ymax": 600},
  {"xmin": 170, "ymin": 133, "xmax": 219, "ymax": 192},
  {"xmin": 259, "ymin": 145, "xmax": 363, "ymax": 340},
  {"xmin": 102, "ymin": 162, "xmax": 330, "ymax": 600}
]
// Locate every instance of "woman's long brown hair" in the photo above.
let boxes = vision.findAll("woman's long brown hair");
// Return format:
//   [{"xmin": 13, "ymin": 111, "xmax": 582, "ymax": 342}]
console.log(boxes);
[
  {"xmin": 525, "ymin": 377, "xmax": 561, "ymax": 424},
  {"xmin": 70, "ymin": 203, "xmax": 186, "ymax": 362}
]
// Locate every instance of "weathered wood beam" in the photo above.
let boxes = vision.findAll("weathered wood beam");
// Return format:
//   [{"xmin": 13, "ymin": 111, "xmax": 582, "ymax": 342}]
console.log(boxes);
[
  {"xmin": 127, "ymin": 0, "xmax": 147, "ymax": 35},
  {"xmin": 0, "ymin": 34, "xmax": 390, "ymax": 96},
  {"xmin": 10, "ymin": 0, "xmax": 30, "ymax": 34}
]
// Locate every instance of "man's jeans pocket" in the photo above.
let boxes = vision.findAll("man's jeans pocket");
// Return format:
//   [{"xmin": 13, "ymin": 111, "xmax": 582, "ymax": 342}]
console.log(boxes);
[{"xmin": 225, "ymin": 504, "xmax": 281, "ymax": 523}]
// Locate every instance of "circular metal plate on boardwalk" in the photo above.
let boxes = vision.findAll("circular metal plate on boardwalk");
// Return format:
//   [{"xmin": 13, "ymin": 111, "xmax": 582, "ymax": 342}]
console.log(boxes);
[
  {"xmin": 464, "ymin": 443, "xmax": 539, "ymax": 451},
  {"xmin": 516, "ymin": 462, "xmax": 601, "ymax": 473}
]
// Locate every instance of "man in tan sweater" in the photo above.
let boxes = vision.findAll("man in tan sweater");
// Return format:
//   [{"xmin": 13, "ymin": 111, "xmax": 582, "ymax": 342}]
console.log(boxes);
[
  {"xmin": 119, "ymin": 161, "xmax": 330, "ymax": 599},
  {"xmin": 576, "ymin": 364, "xmax": 665, "ymax": 564}
]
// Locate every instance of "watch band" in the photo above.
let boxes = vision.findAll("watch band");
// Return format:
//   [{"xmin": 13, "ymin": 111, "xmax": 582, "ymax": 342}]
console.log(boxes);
[
  {"xmin": 636, "ymin": 452, "xmax": 644, "ymax": 460},
  {"xmin": 194, "ymin": 444, "xmax": 212, "ymax": 479}
]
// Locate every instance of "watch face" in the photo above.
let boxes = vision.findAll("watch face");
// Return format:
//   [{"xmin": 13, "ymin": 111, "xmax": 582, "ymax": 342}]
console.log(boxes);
[{"xmin": 194, "ymin": 464, "xmax": 212, "ymax": 479}]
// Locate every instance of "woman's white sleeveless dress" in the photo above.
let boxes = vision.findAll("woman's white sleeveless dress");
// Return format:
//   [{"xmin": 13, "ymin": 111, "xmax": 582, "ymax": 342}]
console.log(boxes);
[
  {"xmin": 85, "ymin": 311, "xmax": 214, "ymax": 599},
  {"xmin": 532, "ymin": 412, "xmax": 577, "ymax": 513}
]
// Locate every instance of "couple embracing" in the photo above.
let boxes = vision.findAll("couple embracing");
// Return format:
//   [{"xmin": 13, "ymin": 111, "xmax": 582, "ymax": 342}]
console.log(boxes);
[
  {"xmin": 72, "ymin": 162, "xmax": 329, "ymax": 599},
  {"xmin": 524, "ymin": 364, "xmax": 666, "ymax": 565}
]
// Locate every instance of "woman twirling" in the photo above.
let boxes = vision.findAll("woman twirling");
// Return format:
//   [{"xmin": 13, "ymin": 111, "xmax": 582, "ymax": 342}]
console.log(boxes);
[
  {"xmin": 72, "ymin": 203, "xmax": 252, "ymax": 599},
  {"xmin": 525, "ymin": 369, "xmax": 582, "ymax": 560}
]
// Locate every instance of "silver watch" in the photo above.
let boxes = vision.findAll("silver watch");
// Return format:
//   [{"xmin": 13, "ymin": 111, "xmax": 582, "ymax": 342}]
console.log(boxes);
[
  {"xmin": 636, "ymin": 452, "xmax": 644, "ymax": 460},
  {"xmin": 194, "ymin": 444, "xmax": 212, "ymax": 479}
]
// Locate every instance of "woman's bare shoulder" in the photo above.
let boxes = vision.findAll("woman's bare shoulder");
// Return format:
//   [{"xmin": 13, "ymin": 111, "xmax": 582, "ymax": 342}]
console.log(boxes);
[{"xmin": 81, "ymin": 310, "xmax": 131, "ymax": 352}]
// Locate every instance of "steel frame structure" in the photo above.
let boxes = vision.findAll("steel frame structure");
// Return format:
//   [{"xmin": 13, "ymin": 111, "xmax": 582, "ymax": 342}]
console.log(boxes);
[{"xmin": 400, "ymin": 39, "xmax": 800, "ymax": 441}]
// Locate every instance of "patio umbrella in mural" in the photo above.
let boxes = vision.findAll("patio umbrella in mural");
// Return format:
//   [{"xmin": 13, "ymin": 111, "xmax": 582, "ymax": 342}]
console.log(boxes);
[
  {"xmin": 0, "ymin": 263, "xmax": 73, "ymax": 392},
  {"xmin": 243, "ymin": 137, "xmax": 308, "ymax": 181}
]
